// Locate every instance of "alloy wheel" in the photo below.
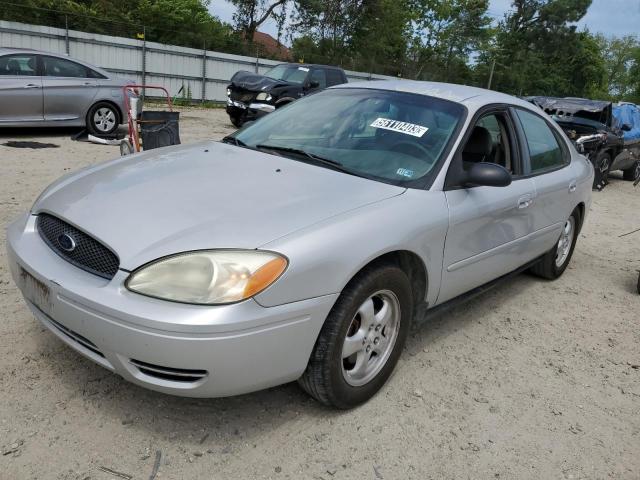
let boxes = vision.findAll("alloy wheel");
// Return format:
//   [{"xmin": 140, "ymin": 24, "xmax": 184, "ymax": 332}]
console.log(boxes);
[
  {"xmin": 93, "ymin": 107, "xmax": 116, "ymax": 133},
  {"xmin": 341, "ymin": 290, "xmax": 401, "ymax": 387},
  {"xmin": 555, "ymin": 216, "xmax": 575, "ymax": 268}
]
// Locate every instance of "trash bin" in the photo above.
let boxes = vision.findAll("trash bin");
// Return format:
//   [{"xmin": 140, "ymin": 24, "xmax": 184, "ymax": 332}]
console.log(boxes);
[{"xmin": 139, "ymin": 111, "xmax": 180, "ymax": 150}]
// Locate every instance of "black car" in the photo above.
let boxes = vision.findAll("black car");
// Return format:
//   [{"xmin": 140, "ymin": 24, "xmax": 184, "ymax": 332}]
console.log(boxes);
[
  {"xmin": 225, "ymin": 63, "xmax": 347, "ymax": 127},
  {"xmin": 527, "ymin": 97, "xmax": 639, "ymax": 189}
]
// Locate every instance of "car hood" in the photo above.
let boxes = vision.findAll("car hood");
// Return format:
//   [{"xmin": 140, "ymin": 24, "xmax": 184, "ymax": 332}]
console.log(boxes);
[
  {"xmin": 229, "ymin": 70, "xmax": 293, "ymax": 92},
  {"xmin": 34, "ymin": 141, "xmax": 405, "ymax": 270}
]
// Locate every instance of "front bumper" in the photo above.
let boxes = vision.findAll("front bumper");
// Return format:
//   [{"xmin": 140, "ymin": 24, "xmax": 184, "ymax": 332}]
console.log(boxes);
[
  {"xmin": 7, "ymin": 213, "xmax": 337, "ymax": 397},
  {"xmin": 226, "ymin": 99, "xmax": 275, "ymax": 121}
]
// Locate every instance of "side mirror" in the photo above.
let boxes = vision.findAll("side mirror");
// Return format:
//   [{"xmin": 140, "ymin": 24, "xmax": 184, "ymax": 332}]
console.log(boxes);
[
  {"xmin": 621, "ymin": 123, "xmax": 632, "ymax": 132},
  {"xmin": 463, "ymin": 162, "xmax": 512, "ymax": 187},
  {"xmin": 307, "ymin": 80, "xmax": 320, "ymax": 89}
]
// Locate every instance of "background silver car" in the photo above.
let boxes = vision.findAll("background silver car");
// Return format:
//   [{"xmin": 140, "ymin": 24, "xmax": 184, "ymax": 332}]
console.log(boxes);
[
  {"xmin": 7, "ymin": 81, "xmax": 593, "ymax": 408},
  {"xmin": 0, "ymin": 48, "xmax": 131, "ymax": 135}
]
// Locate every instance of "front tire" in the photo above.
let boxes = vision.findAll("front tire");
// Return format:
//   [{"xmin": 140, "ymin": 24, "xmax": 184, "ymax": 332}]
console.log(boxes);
[
  {"xmin": 530, "ymin": 209, "xmax": 580, "ymax": 280},
  {"xmin": 298, "ymin": 264, "xmax": 413, "ymax": 409},
  {"xmin": 87, "ymin": 102, "xmax": 120, "ymax": 136},
  {"xmin": 593, "ymin": 151, "xmax": 611, "ymax": 189},
  {"xmin": 229, "ymin": 115, "xmax": 243, "ymax": 128}
]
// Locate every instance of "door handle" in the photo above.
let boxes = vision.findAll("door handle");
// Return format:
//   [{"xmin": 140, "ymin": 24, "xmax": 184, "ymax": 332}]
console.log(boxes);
[
  {"xmin": 568, "ymin": 181, "xmax": 577, "ymax": 193},
  {"xmin": 83, "ymin": 82, "xmax": 93, "ymax": 86},
  {"xmin": 517, "ymin": 195, "xmax": 533, "ymax": 209},
  {"xmin": 24, "ymin": 83, "xmax": 40, "ymax": 89}
]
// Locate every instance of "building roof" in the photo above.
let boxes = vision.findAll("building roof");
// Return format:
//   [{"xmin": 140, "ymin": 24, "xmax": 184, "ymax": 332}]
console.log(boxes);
[{"xmin": 252, "ymin": 31, "xmax": 291, "ymax": 61}]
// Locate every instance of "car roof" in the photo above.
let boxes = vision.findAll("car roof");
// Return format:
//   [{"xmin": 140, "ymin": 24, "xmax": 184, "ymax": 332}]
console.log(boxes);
[
  {"xmin": 276, "ymin": 62, "xmax": 343, "ymax": 70},
  {"xmin": 337, "ymin": 79, "xmax": 538, "ymax": 110},
  {"xmin": 0, "ymin": 47, "xmax": 112, "ymax": 77}
]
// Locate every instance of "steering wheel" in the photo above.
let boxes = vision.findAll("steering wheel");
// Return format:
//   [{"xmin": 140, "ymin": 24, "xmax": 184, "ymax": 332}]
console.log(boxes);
[{"xmin": 389, "ymin": 140, "xmax": 435, "ymax": 165}]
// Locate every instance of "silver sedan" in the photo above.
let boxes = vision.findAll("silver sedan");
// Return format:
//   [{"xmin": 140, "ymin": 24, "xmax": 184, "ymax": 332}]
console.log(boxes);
[
  {"xmin": 7, "ymin": 81, "xmax": 593, "ymax": 408},
  {"xmin": 0, "ymin": 48, "xmax": 132, "ymax": 135}
]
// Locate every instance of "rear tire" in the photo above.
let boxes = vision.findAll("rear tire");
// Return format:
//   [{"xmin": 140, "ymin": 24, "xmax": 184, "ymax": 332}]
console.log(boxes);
[
  {"xmin": 530, "ymin": 209, "xmax": 580, "ymax": 280},
  {"xmin": 622, "ymin": 160, "xmax": 640, "ymax": 181},
  {"xmin": 298, "ymin": 264, "xmax": 413, "ymax": 409},
  {"xmin": 87, "ymin": 102, "xmax": 120, "ymax": 136}
]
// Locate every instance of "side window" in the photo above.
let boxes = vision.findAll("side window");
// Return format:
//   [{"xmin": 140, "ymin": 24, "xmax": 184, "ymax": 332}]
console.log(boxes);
[
  {"xmin": 463, "ymin": 113, "xmax": 514, "ymax": 174},
  {"xmin": 326, "ymin": 69, "xmax": 344, "ymax": 86},
  {"xmin": 0, "ymin": 55, "xmax": 38, "ymax": 76},
  {"xmin": 516, "ymin": 109, "xmax": 566, "ymax": 173},
  {"xmin": 42, "ymin": 56, "xmax": 89, "ymax": 78},
  {"xmin": 309, "ymin": 69, "xmax": 327, "ymax": 89}
]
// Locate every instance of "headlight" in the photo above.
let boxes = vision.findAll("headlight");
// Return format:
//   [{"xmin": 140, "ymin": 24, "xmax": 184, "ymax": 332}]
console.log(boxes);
[
  {"xmin": 226, "ymin": 88, "xmax": 231, "ymax": 97},
  {"xmin": 126, "ymin": 250, "xmax": 287, "ymax": 305},
  {"xmin": 256, "ymin": 92, "xmax": 272, "ymax": 101}
]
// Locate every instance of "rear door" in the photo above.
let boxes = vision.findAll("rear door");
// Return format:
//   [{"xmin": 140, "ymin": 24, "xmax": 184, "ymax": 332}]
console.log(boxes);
[
  {"xmin": 40, "ymin": 55, "xmax": 98, "ymax": 121},
  {"xmin": 512, "ymin": 107, "xmax": 576, "ymax": 257},
  {"xmin": 0, "ymin": 53, "xmax": 43, "ymax": 122}
]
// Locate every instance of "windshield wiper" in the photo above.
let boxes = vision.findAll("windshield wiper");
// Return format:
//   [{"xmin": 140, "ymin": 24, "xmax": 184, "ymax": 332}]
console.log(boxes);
[
  {"xmin": 255, "ymin": 144, "xmax": 360, "ymax": 176},
  {"xmin": 221, "ymin": 135, "xmax": 247, "ymax": 147}
]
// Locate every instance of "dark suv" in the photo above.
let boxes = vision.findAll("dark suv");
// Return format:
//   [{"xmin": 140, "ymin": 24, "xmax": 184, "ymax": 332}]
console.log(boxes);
[{"xmin": 225, "ymin": 63, "xmax": 347, "ymax": 127}]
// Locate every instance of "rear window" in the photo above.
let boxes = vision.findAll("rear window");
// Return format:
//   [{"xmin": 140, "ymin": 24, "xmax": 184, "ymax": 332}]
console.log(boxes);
[
  {"xmin": 326, "ymin": 69, "xmax": 345, "ymax": 86},
  {"xmin": 42, "ymin": 56, "xmax": 90, "ymax": 78}
]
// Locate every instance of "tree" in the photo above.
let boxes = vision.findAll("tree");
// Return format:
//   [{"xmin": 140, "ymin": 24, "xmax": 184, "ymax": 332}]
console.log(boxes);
[
  {"xmin": 408, "ymin": 0, "xmax": 491, "ymax": 81},
  {"xmin": 0, "ymin": 0, "xmax": 239, "ymax": 51},
  {"xmin": 594, "ymin": 35, "xmax": 640, "ymax": 100},
  {"xmin": 485, "ymin": 0, "xmax": 601, "ymax": 97},
  {"xmin": 230, "ymin": 0, "xmax": 289, "ymax": 42}
]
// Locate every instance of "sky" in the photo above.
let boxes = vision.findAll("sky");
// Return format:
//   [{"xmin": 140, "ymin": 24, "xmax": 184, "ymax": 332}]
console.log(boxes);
[{"xmin": 209, "ymin": 0, "xmax": 640, "ymax": 40}]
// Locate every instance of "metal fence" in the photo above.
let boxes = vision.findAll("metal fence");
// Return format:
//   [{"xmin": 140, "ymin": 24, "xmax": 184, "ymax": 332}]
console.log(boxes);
[{"xmin": 0, "ymin": 20, "xmax": 396, "ymax": 103}]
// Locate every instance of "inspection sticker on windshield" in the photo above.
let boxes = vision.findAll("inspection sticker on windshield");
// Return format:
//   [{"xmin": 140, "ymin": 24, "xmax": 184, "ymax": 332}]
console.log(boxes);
[
  {"xmin": 298, "ymin": 67, "xmax": 309, "ymax": 72},
  {"xmin": 370, "ymin": 118, "xmax": 428, "ymax": 137},
  {"xmin": 396, "ymin": 168, "xmax": 414, "ymax": 178}
]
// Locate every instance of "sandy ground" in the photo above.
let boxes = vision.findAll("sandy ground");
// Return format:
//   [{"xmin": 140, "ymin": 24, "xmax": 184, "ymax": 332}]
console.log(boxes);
[{"xmin": 1, "ymin": 108, "xmax": 639, "ymax": 480}]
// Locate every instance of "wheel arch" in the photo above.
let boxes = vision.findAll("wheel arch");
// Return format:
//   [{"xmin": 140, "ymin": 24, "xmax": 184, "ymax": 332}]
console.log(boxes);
[
  {"xmin": 342, "ymin": 249, "xmax": 428, "ymax": 318},
  {"xmin": 575, "ymin": 201, "xmax": 586, "ymax": 233},
  {"xmin": 275, "ymin": 97, "xmax": 296, "ymax": 107}
]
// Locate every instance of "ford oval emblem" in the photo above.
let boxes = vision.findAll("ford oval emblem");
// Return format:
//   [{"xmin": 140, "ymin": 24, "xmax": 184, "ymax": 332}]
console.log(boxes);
[{"xmin": 57, "ymin": 233, "xmax": 76, "ymax": 252}]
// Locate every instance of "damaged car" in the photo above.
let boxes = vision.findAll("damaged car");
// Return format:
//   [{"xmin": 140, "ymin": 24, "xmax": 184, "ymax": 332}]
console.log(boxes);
[
  {"xmin": 225, "ymin": 63, "xmax": 347, "ymax": 127},
  {"xmin": 527, "ymin": 97, "xmax": 621, "ymax": 189}
]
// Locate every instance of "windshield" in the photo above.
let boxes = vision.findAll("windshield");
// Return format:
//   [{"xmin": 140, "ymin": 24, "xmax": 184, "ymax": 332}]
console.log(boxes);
[
  {"xmin": 234, "ymin": 88, "xmax": 465, "ymax": 185},
  {"xmin": 264, "ymin": 65, "xmax": 310, "ymax": 84}
]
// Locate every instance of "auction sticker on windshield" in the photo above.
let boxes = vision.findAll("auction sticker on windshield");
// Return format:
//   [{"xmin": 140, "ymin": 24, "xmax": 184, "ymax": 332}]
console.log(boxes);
[{"xmin": 370, "ymin": 118, "xmax": 429, "ymax": 137}]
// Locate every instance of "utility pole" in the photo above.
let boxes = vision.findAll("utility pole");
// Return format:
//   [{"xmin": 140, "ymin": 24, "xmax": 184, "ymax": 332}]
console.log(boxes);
[{"xmin": 487, "ymin": 58, "xmax": 496, "ymax": 90}]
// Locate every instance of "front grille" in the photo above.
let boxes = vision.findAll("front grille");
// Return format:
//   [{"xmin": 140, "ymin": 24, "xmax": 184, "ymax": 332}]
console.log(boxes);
[
  {"xmin": 36, "ymin": 213, "xmax": 119, "ymax": 280},
  {"xmin": 130, "ymin": 359, "xmax": 208, "ymax": 383}
]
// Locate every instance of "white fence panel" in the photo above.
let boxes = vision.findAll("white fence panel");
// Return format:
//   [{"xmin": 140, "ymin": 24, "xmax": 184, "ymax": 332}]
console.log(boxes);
[{"xmin": 0, "ymin": 20, "xmax": 397, "ymax": 102}]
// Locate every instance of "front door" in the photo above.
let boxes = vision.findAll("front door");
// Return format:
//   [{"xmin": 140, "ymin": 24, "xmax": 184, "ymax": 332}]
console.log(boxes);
[
  {"xmin": 438, "ymin": 110, "xmax": 537, "ymax": 303},
  {"xmin": 0, "ymin": 53, "xmax": 43, "ymax": 122}
]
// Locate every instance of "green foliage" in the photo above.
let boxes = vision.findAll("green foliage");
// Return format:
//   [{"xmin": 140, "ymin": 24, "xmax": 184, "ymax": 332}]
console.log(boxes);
[
  {"xmin": 0, "ymin": 0, "xmax": 243, "ymax": 52},
  {"xmin": 592, "ymin": 34, "xmax": 640, "ymax": 102},
  {"xmin": 173, "ymin": 83, "xmax": 193, "ymax": 106},
  {"xmin": 484, "ymin": 0, "xmax": 600, "ymax": 97}
]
